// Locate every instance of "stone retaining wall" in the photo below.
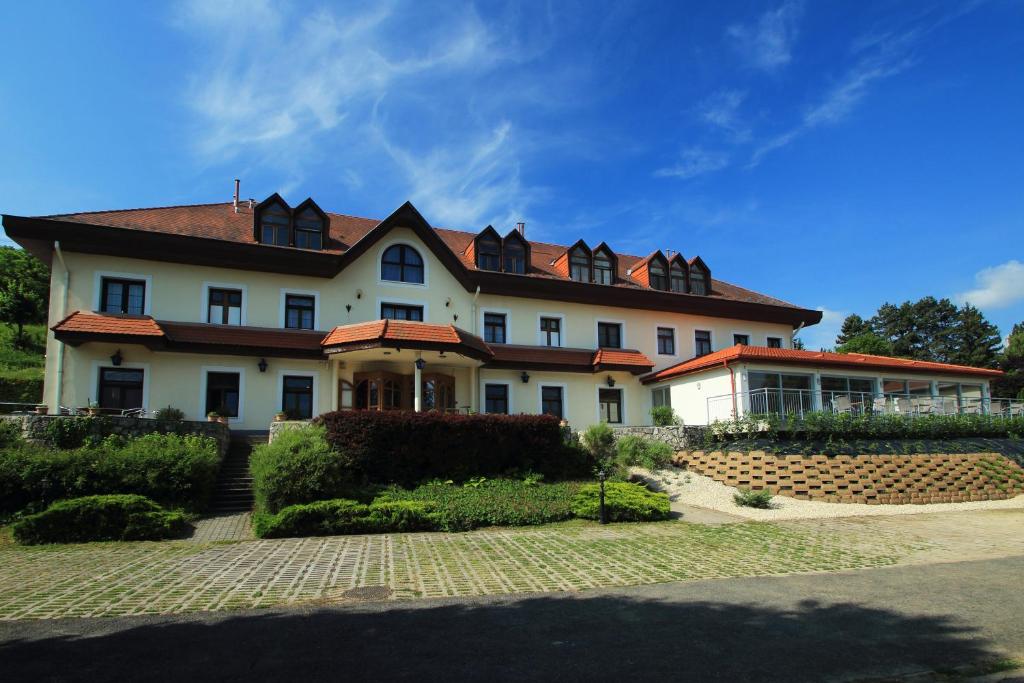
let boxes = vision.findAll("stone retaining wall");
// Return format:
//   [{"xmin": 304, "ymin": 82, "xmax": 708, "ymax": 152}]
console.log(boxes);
[
  {"xmin": 0, "ymin": 414, "xmax": 231, "ymax": 458},
  {"xmin": 675, "ymin": 450, "xmax": 1024, "ymax": 504},
  {"xmin": 610, "ymin": 425, "xmax": 708, "ymax": 451}
]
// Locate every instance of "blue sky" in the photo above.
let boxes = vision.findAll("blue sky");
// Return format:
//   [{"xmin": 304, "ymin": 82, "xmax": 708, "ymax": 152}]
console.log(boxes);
[{"xmin": 1, "ymin": 0, "xmax": 1022, "ymax": 348}]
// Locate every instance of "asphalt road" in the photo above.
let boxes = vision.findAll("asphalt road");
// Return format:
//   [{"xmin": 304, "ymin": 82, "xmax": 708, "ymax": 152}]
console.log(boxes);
[{"xmin": 1, "ymin": 557, "xmax": 1022, "ymax": 682}]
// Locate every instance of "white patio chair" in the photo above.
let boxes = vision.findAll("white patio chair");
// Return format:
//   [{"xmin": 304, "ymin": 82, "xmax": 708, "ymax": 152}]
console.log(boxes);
[
  {"xmin": 872, "ymin": 397, "xmax": 890, "ymax": 414},
  {"xmin": 832, "ymin": 396, "xmax": 853, "ymax": 414},
  {"xmin": 896, "ymin": 397, "xmax": 912, "ymax": 415},
  {"xmin": 962, "ymin": 403, "xmax": 981, "ymax": 415},
  {"xmin": 912, "ymin": 398, "xmax": 933, "ymax": 416}
]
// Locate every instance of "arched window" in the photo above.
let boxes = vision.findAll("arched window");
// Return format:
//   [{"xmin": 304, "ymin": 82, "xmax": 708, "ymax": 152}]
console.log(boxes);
[
  {"xmin": 503, "ymin": 240, "xmax": 525, "ymax": 274},
  {"xmin": 293, "ymin": 207, "xmax": 323, "ymax": 250},
  {"xmin": 648, "ymin": 260, "xmax": 668, "ymax": 290},
  {"xmin": 381, "ymin": 244, "xmax": 424, "ymax": 284},
  {"xmin": 260, "ymin": 202, "xmax": 290, "ymax": 246},
  {"xmin": 477, "ymin": 235, "xmax": 501, "ymax": 271},
  {"xmin": 593, "ymin": 249, "xmax": 614, "ymax": 285},
  {"xmin": 569, "ymin": 247, "xmax": 590, "ymax": 282},
  {"xmin": 670, "ymin": 262, "xmax": 686, "ymax": 293},
  {"xmin": 689, "ymin": 265, "xmax": 708, "ymax": 295}
]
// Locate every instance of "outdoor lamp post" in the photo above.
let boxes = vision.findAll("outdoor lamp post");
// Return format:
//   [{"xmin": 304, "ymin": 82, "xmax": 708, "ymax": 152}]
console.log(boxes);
[{"xmin": 597, "ymin": 469, "xmax": 608, "ymax": 525}]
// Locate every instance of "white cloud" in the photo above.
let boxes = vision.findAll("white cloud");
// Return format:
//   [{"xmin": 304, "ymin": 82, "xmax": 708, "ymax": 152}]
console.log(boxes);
[
  {"xmin": 654, "ymin": 147, "xmax": 730, "ymax": 180},
  {"xmin": 697, "ymin": 89, "xmax": 751, "ymax": 142},
  {"xmin": 726, "ymin": 1, "xmax": 803, "ymax": 72},
  {"xmin": 955, "ymin": 260, "xmax": 1024, "ymax": 309},
  {"xmin": 797, "ymin": 306, "xmax": 847, "ymax": 351}
]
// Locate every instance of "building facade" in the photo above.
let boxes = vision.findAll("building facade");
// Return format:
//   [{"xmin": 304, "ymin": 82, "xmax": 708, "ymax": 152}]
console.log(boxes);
[{"xmin": 3, "ymin": 193, "xmax": 1003, "ymax": 430}]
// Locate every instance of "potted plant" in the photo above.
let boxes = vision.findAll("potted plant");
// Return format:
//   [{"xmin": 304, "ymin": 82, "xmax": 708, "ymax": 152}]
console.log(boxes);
[
  {"xmin": 87, "ymin": 400, "xmax": 101, "ymax": 417},
  {"xmin": 273, "ymin": 411, "xmax": 288, "ymax": 422},
  {"xmin": 207, "ymin": 411, "xmax": 220, "ymax": 423},
  {"xmin": 34, "ymin": 404, "xmax": 48, "ymax": 415}
]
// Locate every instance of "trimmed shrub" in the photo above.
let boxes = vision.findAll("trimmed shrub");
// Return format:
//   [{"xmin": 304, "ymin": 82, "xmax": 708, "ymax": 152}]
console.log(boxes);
[
  {"xmin": 616, "ymin": 435, "xmax": 673, "ymax": 471},
  {"xmin": 12, "ymin": 494, "xmax": 188, "ymax": 545},
  {"xmin": 252, "ymin": 498, "xmax": 437, "ymax": 538},
  {"xmin": 0, "ymin": 373, "xmax": 43, "ymax": 406},
  {"xmin": 650, "ymin": 405, "xmax": 678, "ymax": 426},
  {"xmin": 733, "ymin": 488, "xmax": 773, "ymax": 509},
  {"xmin": 0, "ymin": 433, "xmax": 220, "ymax": 516},
  {"xmin": 0, "ymin": 419, "xmax": 22, "ymax": 448},
  {"xmin": 250, "ymin": 426, "xmax": 364, "ymax": 513},
  {"xmin": 154, "ymin": 406, "xmax": 185, "ymax": 422},
  {"xmin": 571, "ymin": 482, "xmax": 671, "ymax": 522},
  {"xmin": 315, "ymin": 411, "xmax": 589, "ymax": 486}
]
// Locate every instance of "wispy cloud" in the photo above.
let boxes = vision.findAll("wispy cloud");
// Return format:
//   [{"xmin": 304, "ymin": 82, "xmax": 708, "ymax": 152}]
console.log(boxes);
[
  {"xmin": 726, "ymin": 1, "xmax": 803, "ymax": 72},
  {"xmin": 798, "ymin": 306, "xmax": 847, "ymax": 350},
  {"xmin": 654, "ymin": 147, "xmax": 730, "ymax": 180},
  {"xmin": 697, "ymin": 89, "xmax": 751, "ymax": 143},
  {"xmin": 955, "ymin": 260, "xmax": 1024, "ymax": 309}
]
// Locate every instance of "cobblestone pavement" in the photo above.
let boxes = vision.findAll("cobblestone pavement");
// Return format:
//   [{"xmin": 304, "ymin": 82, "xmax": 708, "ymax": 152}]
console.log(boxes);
[
  {"xmin": 1, "ymin": 509, "xmax": 1021, "ymax": 621},
  {"xmin": 188, "ymin": 514, "xmax": 254, "ymax": 543}
]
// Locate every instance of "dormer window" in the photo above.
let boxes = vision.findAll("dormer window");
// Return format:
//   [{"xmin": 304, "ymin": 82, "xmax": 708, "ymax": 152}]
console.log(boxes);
[
  {"xmin": 260, "ymin": 202, "xmax": 290, "ymax": 246},
  {"xmin": 570, "ymin": 247, "xmax": 590, "ymax": 282},
  {"xmin": 293, "ymin": 207, "xmax": 323, "ymax": 250},
  {"xmin": 477, "ymin": 235, "xmax": 501, "ymax": 271},
  {"xmin": 690, "ymin": 264, "xmax": 708, "ymax": 295},
  {"xmin": 593, "ymin": 249, "xmax": 614, "ymax": 285},
  {"xmin": 649, "ymin": 260, "xmax": 668, "ymax": 290},
  {"xmin": 670, "ymin": 261, "xmax": 686, "ymax": 293},
  {"xmin": 503, "ymin": 240, "xmax": 525, "ymax": 274}
]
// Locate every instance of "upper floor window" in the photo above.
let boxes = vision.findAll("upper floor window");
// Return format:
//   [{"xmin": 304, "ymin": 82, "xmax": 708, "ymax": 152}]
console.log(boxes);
[
  {"xmin": 598, "ymin": 322, "xmax": 622, "ymax": 349},
  {"xmin": 670, "ymin": 262, "xmax": 686, "ymax": 293},
  {"xmin": 381, "ymin": 244, "xmax": 424, "ymax": 284},
  {"xmin": 285, "ymin": 294, "xmax": 315, "ymax": 330},
  {"xmin": 293, "ymin": 207, "xmax": 323, "ymax": 250},
  {"xmin": 260, "ymin": 202, "xmax": 290, "ymax": 247},
  {"xmin": 101, "ymin": 278, "xmax": 145, "ymax": 315},
  {"xmin": 649, "ymin": 260, "xmax": 668, "ymax": 290},
  {"xmin": 476, "ymin": 235, "xmax": 501, "ymax": 271},
  {"xmin": 569, "ymin": 248, "xmax": 590, "ymax": 282},
  {"xmin": 381, "ymin": 303, "xmax": 423, "ymax": 321},
  {"xmin": 694, "ymin": 330, "xmax": 712, "ymax": 357},
  {"xmin": 540, "ymin": 317, "xmax": 561, "ymax": 347},
  {"xmin": 733, "ymin": 333, "xmax": 750, "ymax": 346},
  {"xmin": 689, "ymin": 265, "xmax": 708, "ymax": 295},
  {"xmin": 657, "ymin": 327, "xmax": 675, "ymax": 355},
  {"xmin": 484, "ymin": 312, "xmax": 507, "ymax": 344},
  {"xmin": 208, "ymin": 288, "xmax": 242, "ymax": 325},
  {"xmin": 503, "ymin": 240, "xmax": 525, "ymax": 274},
  {"xmin": 593, "ymin": 250, "xmax": 614, "ymax": 285},
  {"xmin": 767, "ymin": 336, "xmax": 783, "ymax": 349}
]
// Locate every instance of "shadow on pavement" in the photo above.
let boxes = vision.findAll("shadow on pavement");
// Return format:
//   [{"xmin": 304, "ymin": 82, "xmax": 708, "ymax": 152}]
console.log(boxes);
[{"xmin": 0, "ymin": 591, "xmax": 999, "ymax": 682}]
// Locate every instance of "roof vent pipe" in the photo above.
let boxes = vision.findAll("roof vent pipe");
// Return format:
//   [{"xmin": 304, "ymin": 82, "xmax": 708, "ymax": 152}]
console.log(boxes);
[
  {"xmin": 516, "ymin": 221, "xmax": 525, "ymax": 236},
  {"xmin": 233, "ymin": 179, "xmax": 240, "ymax": 212}
]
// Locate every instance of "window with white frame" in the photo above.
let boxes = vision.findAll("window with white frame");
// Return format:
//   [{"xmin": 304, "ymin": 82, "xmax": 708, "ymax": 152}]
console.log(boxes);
[
  {"xmin": 100, "ymin": 277, "xmax": 146, "ymax": 315},
  {"xmin": 284, "ymin": 294, "xmax": 315, "ymax": 329},
  {"xmin": 208, "ymin": 288, "xmax": 242, "ymax": 325},
  {"xmin": 484, "ymin": 313, "xmax": 507, "ymax": 344},
  {"xmin": 694, "ymin": 330, "xmax": 712, "ymax": 357},
  {"xmin": 657, "ymin": 327, "xmax": 675, "ymax": 355},
  {"xmin": 599, "ymin": 388, "xmax": 623, "ymax": 423},
  {"xmin": 484, "ymin": 384, "xmax": 509, "ymax": 414},
  {"xmin": 598, "ymin": 322, "xmax": 622, "ymax": 349},
  {"xmin": 541, "ymin": 386, "xmax": 564, "ymax": 418},
  {"xmin": 540, "ymin": 317, "xmax": 561, "ymax": 346}
]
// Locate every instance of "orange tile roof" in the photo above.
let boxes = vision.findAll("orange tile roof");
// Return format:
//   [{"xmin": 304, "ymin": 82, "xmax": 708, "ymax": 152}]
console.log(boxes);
[
  {"xmin": 160, "ymin": 321, "xmax": 325, "ymax": 353},
  {"xmin": 52, "ymin": 311, "xmax": 164, "ymax": 337},
  {"xmin": 641, "ymin": 344, "xmax": 1004, "ymax": 384},
  {"xmin": 322, "ymin": 319, "xmax": 492, "ymax": 359},
  {"xmin": 486, "ymin": 345, "xmax": 653, "ymax": 374},
  {"xmin": 592, "ymin": 348, "xmax": 655, "ymax": 369}
]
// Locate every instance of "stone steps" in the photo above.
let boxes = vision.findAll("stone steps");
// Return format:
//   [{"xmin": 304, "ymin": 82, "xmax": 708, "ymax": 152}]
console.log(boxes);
[{"xmin": 209, "ymin": 435, "xmax": 265, "ymax": 513}]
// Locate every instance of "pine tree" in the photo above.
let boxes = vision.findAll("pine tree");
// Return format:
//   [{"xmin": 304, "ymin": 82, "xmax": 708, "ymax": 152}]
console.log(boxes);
[
  {"xmin": 834, "ymin": 314, "xmax": 870, "ymax": 346},
  {"xmin": 946, "ymin": 304, "xmax": 1002, "ymax": 368}
]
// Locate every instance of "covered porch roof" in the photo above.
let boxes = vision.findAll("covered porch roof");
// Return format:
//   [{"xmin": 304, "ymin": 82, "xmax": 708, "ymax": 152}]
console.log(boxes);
[{"xmin": 321, "ymin": 319, "xmax": 492, "ymax": 361}]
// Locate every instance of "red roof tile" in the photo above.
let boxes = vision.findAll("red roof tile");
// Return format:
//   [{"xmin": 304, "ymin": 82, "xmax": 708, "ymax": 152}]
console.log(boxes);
[
  {"xmin": 592, "ymin": 348, "xmax": 655, "ymax": 369},
  {"xmin": 641, "ymin": 345, "xmax": 1004, "ymax": 384},
  {"xmin": 322, "ymin": 320, "xmax": 492, "ymax": 359},
  {"xmin": 52, "ymin": 311, "xmax": 164, "ymax": 337},
  {"xmin": 486, "ymin": 345, "xmax": 653, "ymax": 374},
  {"xmin": 160, "ymin": 321, "xmax": 325, "ymax": 353}
]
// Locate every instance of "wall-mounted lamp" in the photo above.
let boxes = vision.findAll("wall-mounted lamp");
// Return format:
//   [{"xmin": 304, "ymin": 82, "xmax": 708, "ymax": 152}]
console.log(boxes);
[
  {"xmin": 258, "ymin": 358, "xmax": 268, "ymax": 373},
  {"xmin": 445, "ymin": 297, "xmax": 452, "ymax": 308},
  {"xmin": 520, "ymin": 371, "xmax": 530, "ymax": 384},
  {"xmin": 110, "ymin": 349, "xmax": 123, "ymax": 367},
  {"xmin": 356, "ymin": 289, "xmax": 363, "ymax": 300},
  {"xmin": 415, "ymin": 358, "xmax": 427, "ymax": 371},
  {"xmin": 606, "ymin": 375, "xmax": 616, "ymax": 388}
]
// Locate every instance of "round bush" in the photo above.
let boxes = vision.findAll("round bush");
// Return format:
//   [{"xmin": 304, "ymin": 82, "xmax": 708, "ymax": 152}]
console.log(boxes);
[
  {"xmin": 571, "ymin": 482, "xmax": 671, "ymax": 522},
  {"xmin": 12, "ymin": 494, "xmax": 188, "ymax": 545},
  {"xmin": 250, "ymin": 426, "xmax": 361, "ymax": 513}
]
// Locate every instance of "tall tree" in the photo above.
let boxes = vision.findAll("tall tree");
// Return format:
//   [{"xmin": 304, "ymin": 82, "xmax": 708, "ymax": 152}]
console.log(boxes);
[
  {"xmin": 835, "ymin": 314, "xmax": 870, "ymax": 346},
  {"xmin": 835, "ymin": 332, "xmax": 893, "ymax": 356},
  {"xmin": 993, "ymin": 322, "xmax": 1024, "ymax": 398},
  {"xmin": 0, "ymin": 246, "xmax": 50, "ymax": 345},
  {"xmin": 946, "ymin": 304, "xmax": 1002, "ymax": 368}
]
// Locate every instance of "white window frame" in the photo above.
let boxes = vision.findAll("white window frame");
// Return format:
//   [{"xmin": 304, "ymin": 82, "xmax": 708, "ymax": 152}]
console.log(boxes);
[
  {"xmin": 481, "ymin": 380, "xmax": 514, "ymax": 414},
  {"xmin": 201, "ymin": 281, "xmax": 248, "ymax": 326},
  {"xmin": 537, "ymin": 312, "xmax": 566, "ymax": 347},
  {"xmin": 377, "ymin": 239, "xmax": 429, "ymax": 289},
  {"xmin": 537, "ymin": 382, "xmax": 568, "ymax": 419},
  {"xmin": 595, "ymin": 384, "xmax": 626, "ymax": 425},
  {"xmin": 765, "ymin": 335, "xmax": 785, "ymax": 349},
  {"xmin": 655, "ymin": 324, "xmax": 679, "ymax": 357},
  {"xmin": 199, "ymin": 365, "xmax": 245, "ymax": 424},
  {"xmin": 595, "ymin": 318, "xmax": 627, "ymax": 349},
  {"xmin": 90, "ymin": 360, "xmax": 151, "ymax": 411},
  {"xmin": 276, "ymin": 369, "xmax": 320, "ymax": 419},
  {"xmin": 480, "ymin": 307, "xmax": 513, "ymax": 344},
  {"xmin": 377, "ymin": 296, "xmax": 429, "ymax": 322},
  {"xmin": 694, "ymin": 328, "xmax": 715, "ymax": 356},
  {"xmin": 93, "ymin": 271, "xmax": 153, "ymax": 316},
  {"xmin": 731, "ymin": 330, "xmax": 753, "ymax": 347},
  {"xmin": 279, "ymin": 288, "xmax": 321, "ymax": 330}
]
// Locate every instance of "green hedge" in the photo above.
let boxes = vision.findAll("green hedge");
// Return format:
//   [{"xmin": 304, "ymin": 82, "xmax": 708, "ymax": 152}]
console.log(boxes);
[
  {"xmin": 0, "ymin": 373, "xmax": 43, "ymax": 406},
  {"xmin": 0, "ymin": 433, "xmax": 220, "ymax": 516},
  {"xmin": 571, "ymin": 482, "xmax": 671, "ymax": 522},
  {"xmin": 12, "ymin": 494, "xmax": 188, "ymax": 545},
  {"xmin": 253, "ymin": 499, "xmax": 437, "ymax": 538}
]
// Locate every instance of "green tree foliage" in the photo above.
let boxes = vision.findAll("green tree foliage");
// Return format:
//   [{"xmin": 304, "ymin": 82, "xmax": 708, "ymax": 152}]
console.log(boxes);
[
  {"xmin": 993, "ymin": 322, "xmax": 1024, "ymax": 399},
  {"xmin": 0, "ymin": 247, "xmax": 49, "ymax": 345},
  {"xmin": 835, "ymin": 332, "xmax": 893, "ymax": 356},
  {"xmin": 835, "ymin": 314, "xmax": 870, "ymax": 346}
]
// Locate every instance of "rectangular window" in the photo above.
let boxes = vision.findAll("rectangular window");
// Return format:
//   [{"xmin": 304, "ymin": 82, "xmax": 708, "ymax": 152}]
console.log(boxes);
[
  {"xmin": 766, "ymin": 336, "xmax": 782, "ymax": 349},
  {"xmin": 282, "ymin": 375, "xmax": 314, "ymax": 419},
  {"xmin": 97, "ymin": 367, "xmax": 144, "ymax": 411},
  {"xmin": 733, "ymin": 333, "xmax": 750, "ymax": 346},
  {"xmin": 381, "ymin": 303, "xmax": 424, "ymax": 321},
  {"xmin": 541, "ymin": 386, "xmax": 564, "ymax": 418},
  {"xmin": 540, "ymin": 317, "xmax": 561, "ymax": 346},
  {"xmin": 208, "ymin": 288, "xmax": 242, "ymax": 325},
  {"xmin": 101, "ymin": 278, "xmax": 146, "ymax": 315},
  {"xmin": 599, "ymin": 388, "xmax": 623, "ymax": 424},
  {"xmin": 284, "ymin": 294, "xmax": 315, "ymax": 330},
  {"xmin": 657, "ymin": 327, "xmax": 675, "ymax": 355},
  {"xmin": 484, "ymin": 313, "xmax": 507, "ymax": 344},
  {"xmin": 652, "ymin": 387, "xmax": 671, "ymax": 408},
  {"xmin": 484, "ymin": 384, "xmax": 509, "ymax": 414},
  {"xmin": 598, "ymin": 322, "xmax": 622, "ymax": 349},
  {"xmin": 694, "ymin": 330, "xmax": 712, "ymax": 357},
  {"xmin": 205, "ymin": 371, "xmax": 240, "ymax": 418}
]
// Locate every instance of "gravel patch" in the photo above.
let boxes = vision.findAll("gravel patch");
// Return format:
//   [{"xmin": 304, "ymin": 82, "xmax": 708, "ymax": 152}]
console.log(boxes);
[{"xmin": 636, "ymin": 466, "xmax": 1024, "ymax": 521}]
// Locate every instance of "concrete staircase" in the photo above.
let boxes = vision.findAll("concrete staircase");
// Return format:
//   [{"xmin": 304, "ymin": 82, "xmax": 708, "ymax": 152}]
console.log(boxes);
[{"xmin": 209, "ymin": 434, "xmax": 265, "ymax": 514}]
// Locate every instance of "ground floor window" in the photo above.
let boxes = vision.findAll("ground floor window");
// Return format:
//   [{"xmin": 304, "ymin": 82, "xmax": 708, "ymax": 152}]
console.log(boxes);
[
  {"xmin": 541, "ymin": 386, "xmax": 564, "ymax": 418},
  {"xmin": 652, "ymin": 386, "xmax": 671, "ymax": 408},
  {"xmin": 282, "ymin": 375, "xmax": 314, "ymax": 419},
  {"xmin": 205, "ymin": 371, "xmax": 240, "ymax": 418},
  {"xmin": 599, "ymin": 388, "xmax": 623, "ymax": 424},
  {"xmin": 98, "ymin": 367, "xmax": 144, "ymax": 411},
  {"xmin": 485, "ymin": 384, "xmax": 509, "ymax": 414}
]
